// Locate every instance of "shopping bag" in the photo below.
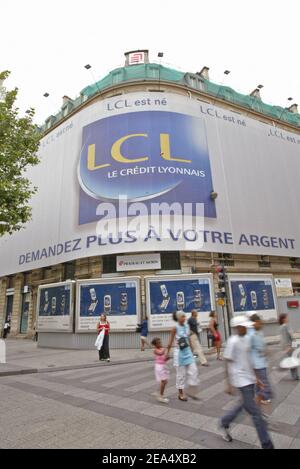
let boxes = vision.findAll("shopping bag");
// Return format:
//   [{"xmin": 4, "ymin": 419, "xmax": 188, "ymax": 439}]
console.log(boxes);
[
  {"xmin": 280, "ymin": 356, "xmax": 300, "ymax": 369},
  {"xmin": 94, "ymin": 329, "xmax": 105, "ymax": 351}
]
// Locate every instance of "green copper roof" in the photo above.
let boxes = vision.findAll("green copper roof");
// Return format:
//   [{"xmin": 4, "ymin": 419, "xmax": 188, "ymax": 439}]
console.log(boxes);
[
  {"xmin": 81, "ymin": 63, "xmax": 184, "ymax": 96},
  {"xmin": 44, "ymin": 63, "xmax": 300, "ymax": 130}
]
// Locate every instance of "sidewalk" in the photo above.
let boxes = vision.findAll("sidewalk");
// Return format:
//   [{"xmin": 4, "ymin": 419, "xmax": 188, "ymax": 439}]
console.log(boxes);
[
  {"xmin": 0, "ymin": 339, "xmax": 154, "ymax": 377},
  {"xmin": 1, "ymin": 333, "xmax": 299, "ymax": 377}
]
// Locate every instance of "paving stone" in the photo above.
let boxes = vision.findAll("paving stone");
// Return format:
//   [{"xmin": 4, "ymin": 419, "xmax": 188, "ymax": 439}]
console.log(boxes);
[
  {"xmin": 269, "ymin": 432, "xmax": 293, "ymax": 449},
  {"xmin": 271, "ymin": 403, "xmax": 300, "ymax": 425},
  {"xmin": 289, "ymin": 438, "xmax": 300, "ymax": 449},
  {"xmin": 231, "ymin": 424, "xmax": 259, "ymax": 446},
  {"xmin": 140, "ymin": 404, "xmax": 171, "ymax": 418},
  {"xmin": 112, "ymin": 397, "xmax": 152, "ymax": 412}
]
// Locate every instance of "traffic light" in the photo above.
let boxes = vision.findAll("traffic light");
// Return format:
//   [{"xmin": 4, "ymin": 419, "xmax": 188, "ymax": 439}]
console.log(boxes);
[{"xmin": 216, "ymin": 264, "xmax": 226, "ymax": 297}]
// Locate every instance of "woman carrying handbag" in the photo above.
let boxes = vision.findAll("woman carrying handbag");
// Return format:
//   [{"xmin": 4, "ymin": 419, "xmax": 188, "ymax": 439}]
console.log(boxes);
[
  {"xmin": 167, "ymin": 311, "xmax": 199, "ymax": 401},
  {"xmin": 96, "ymin": 314, "xmax": 110, "ymax": 362}
]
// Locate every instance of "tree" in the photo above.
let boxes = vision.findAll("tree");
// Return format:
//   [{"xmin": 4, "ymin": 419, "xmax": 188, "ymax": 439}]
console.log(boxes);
[{"xmin": 0, "ymin": 70, "xmax": 40, "ymax": 236}]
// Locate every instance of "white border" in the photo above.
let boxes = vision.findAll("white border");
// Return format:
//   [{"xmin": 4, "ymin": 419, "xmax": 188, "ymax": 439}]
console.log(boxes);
[
  {"xmin": 37, "ymin": 281, "xmax": 75, "ymax": 333},
  {"xmin": 145, "ymin": 273, "xmax": 215, "ymax": 331},
  {"xmin": 75, "ymin": 277, "xmax": 141, "ymax": 333},
  {"xmin": 227, "ymin": 273, "xmax": 278, "ymax": 322}
]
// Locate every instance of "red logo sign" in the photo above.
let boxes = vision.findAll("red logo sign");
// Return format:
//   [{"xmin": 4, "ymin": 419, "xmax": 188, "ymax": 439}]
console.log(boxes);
[{"xmin": 129, "ymin": 52, "xmax": 144, "ymax": 65}]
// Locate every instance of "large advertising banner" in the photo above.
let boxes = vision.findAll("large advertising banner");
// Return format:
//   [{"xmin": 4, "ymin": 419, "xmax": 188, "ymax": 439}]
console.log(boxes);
[
  {"xmin": 1, "ymin": 91, "xmax": 300, "ymax": 277},
  {"xmin": 76, "ymin": 277, "xmax": 140, "ymax": 332},
  {"xmin": 145, "ymin": 274, "xmax": 215, "ymax": 330},
  {"xmin": 78, "ymin": 110, "xmax": 215, "ymax": 223},
  {"xmin": 228, "ymin": 274, "xmax": 278, "ymax": 321},
  {"xmin": 37, "ymin": 282, "xmax": 74, "ymax": 332}
]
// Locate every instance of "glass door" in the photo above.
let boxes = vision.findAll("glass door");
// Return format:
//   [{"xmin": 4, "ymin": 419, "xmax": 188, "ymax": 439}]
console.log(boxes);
[
  {"xmin": 5, "ymin": 295, "xmax": 13, "ymax": 322},
  {"xmin": 20, "ymin": 294, "xmax": 30, "ymax": 334}
]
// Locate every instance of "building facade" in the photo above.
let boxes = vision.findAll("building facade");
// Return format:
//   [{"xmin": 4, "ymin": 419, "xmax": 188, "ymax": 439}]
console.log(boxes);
[{"xmin": 1, "ymin": 50, "xmax": 300, "ymax": 346}]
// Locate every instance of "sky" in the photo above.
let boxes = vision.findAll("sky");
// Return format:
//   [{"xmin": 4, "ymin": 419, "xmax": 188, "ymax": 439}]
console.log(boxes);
[{"xmin": 1, "ymin": 0, "xmax": 299, "ymax": 125}]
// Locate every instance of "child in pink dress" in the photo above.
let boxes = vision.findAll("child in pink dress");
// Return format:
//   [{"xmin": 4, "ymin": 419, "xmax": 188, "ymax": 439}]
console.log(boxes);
[{"xmin": 151, "ymin": 337, "xmax": 169, "ymax": 404}]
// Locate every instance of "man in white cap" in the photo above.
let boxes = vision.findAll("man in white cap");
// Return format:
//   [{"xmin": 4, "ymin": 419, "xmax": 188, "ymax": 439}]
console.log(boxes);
[{"xmin": 219, "ymin": 315, "xmax": 274, "ymax": 449}]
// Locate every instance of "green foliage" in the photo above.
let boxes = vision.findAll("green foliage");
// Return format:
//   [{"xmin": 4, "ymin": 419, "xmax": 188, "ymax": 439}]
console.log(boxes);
[{"xmin": 0, "ymin": 71, "xmax": 40, "ymax": 235}]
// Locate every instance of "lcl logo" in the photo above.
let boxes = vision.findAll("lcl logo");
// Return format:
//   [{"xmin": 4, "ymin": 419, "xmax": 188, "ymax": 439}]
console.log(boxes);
[
  {"xmin": 78, "ymin": 110, "xmax": 216, "ymax": 224},
  {"xmin": 86, "ymin": 133, "xmax": 191, "ymax": 171}
]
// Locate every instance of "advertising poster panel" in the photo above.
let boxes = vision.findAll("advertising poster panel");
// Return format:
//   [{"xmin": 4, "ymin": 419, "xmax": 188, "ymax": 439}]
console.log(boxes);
[
  {"xmin": 145, "ymin": 274, "xmax": 215, "ymax": 330},
  {"xmin": 76, "ymin": 277, "xmax": 140, "ymax": 332},
  {"xmin": 37, "ymin": 281, "xmax": 74, "ymax": 332},
  {"xmin": 228, "ymin": 274, "xmax": 278, "ymax": 321}
]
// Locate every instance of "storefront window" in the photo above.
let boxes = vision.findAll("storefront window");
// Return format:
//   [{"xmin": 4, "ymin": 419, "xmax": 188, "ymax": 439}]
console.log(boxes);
[{"xmin": 20, "ymin": 293, "xmax": 30, "ymax": 334}]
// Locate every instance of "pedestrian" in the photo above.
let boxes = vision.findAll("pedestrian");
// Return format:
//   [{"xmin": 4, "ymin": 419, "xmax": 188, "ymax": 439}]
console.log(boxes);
[
  {"xmin": 3, "ymin": 320, "xmax": 10, "ymax": 339},
  {"xmin": 33, "ymin": 321, "xmax": 38, "ymax": 342},
  {"xmin": 151, "ymin": 337, "xmax": 169, "ymax": 404},
  {"xmin": 279, "ymin": 313, "xmax": 299, "ymax": 381},
  {"xmin": 140, "ymin": 316, "xmax": 150, "ymax": 351},
  {"xmin": 249, "ymin": 314, "xmax": 273, "ymax": 405},
  {"xmin": 96, "ymin": 313, "xmax": 110, "ymax": 362},
  {"xmin": 209, "ymin": 311, "xmax": 222, "ymax": 360},
  {"xmin": 167, "ymin": 311, "xmax": 199, "ymax": 402},
  {"xmin": 188, "ymin": 310, "xmax": 209, "ymax": 366},
  {"xmin": 220, "ymin": 315, "xmax": 274, "ymax": 449}
]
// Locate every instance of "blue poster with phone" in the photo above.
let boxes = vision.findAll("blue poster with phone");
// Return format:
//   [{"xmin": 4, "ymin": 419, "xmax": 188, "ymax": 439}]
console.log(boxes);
[
  {"xmin": 79, "ymin": 281, "xmax": 137, "ymax": 317},
  {"xmin": 39, "ymin": 285, "xmax": 71, "ymax": 317},
  {"xmin": 230, "ymin": 280, "xmax": 275, "ymax": 313},
  {"xmin": 149, "ymin": 278, "xmax": 212, "ymax": 315}
]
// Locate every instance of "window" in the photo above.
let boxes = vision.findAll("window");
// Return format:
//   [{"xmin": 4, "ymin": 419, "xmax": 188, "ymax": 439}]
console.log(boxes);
[
  {"xmin": 103, "ymin": 255, "xmax": 117, "ymax": 274},
  {"xmin": 292, "ymin": 283, "xmax": 300, "ymax": 294},
  {"xmin": 290, "ymin": 258, "xmax": 300, "ymax": 269},
  {"xmin": 7, "ymin": 276, "xmax": 14, "ymax": 289},
  {"xmin": 62, "ymin": 106, "xmax": 69, "ymax": 117},
  {"xmin": 217, "ymin": 253, "xmax": 235, "ymax": 267},
  {"xmin": 258, "ymin": 256, "xmax": 271, "ymax": 268},
  {"xmin": 161, "ymin": 252, "xmax": 181, "ymax": 271},
  {"xmin": 64, "ymin": 261, "xmax": 76, "ymax": 280}
]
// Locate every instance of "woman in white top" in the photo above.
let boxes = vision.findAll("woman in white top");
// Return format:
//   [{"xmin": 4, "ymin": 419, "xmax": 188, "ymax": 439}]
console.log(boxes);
[{"xmin": 167, "ymin": 311, "xmax": 199, "ymax": 401}]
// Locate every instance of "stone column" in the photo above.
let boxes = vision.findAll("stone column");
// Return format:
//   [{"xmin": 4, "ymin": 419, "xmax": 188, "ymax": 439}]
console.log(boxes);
[
  {"xmin": 51, "ymin": 264, "xmax": 64, "ymax": 282},
  {"xmin": 28, "ymin": 269, "xmax": 43, "ymax": 336},
  {"xmin": 90, "ymin": 256, "xmax": 101, "ymax": 278},
  {"xmin": 75, "ymin": 258, "xmax": 90, "ymax": 279}
]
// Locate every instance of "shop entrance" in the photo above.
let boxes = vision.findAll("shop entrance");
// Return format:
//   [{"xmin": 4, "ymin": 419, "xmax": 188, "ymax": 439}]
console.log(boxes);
[
  {"xmin": 5, "ymin": 294, "xmax": 13, "ymax": 322},
  {"xmin": 20, "ymin": 294, "xmax": 30, "ymax": 334}
]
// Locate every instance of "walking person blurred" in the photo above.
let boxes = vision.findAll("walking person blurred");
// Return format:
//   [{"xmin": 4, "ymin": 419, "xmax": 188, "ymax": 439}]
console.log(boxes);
[
  {"xmin": 209, "ymin": 311, "xmax": 222, "ymax": 360},
  {"xmin": 249, "ymin": 314, "xmax": 273, "ymax": 405},
  {"xmin": 32, "ymin": 321, "xmax": 38, "ymax": 342},
  {"xmin": 140, "ymin": 316, "xmax": 150, "ymax": 351},
  {"xmin": 96, "ymin": 314, "xmax": 110, "ymax": 362},
  {"xmin": 188, "ymin": 310, "xmax": 209, "ymax": 366},
  {"xmin": 220, "ymin": 315, "xmax": 274, "ymax": 449},
  {"xmin": 279, "ymin": 313, "xmax": 300, "ymax": 381},
  {"xmin": 167, "ymin": 311, "xmax": 199, "ymax": 402},
  {"xmin": 151, "ymin": 337, "xmax": 169, "ymax": 404}
]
